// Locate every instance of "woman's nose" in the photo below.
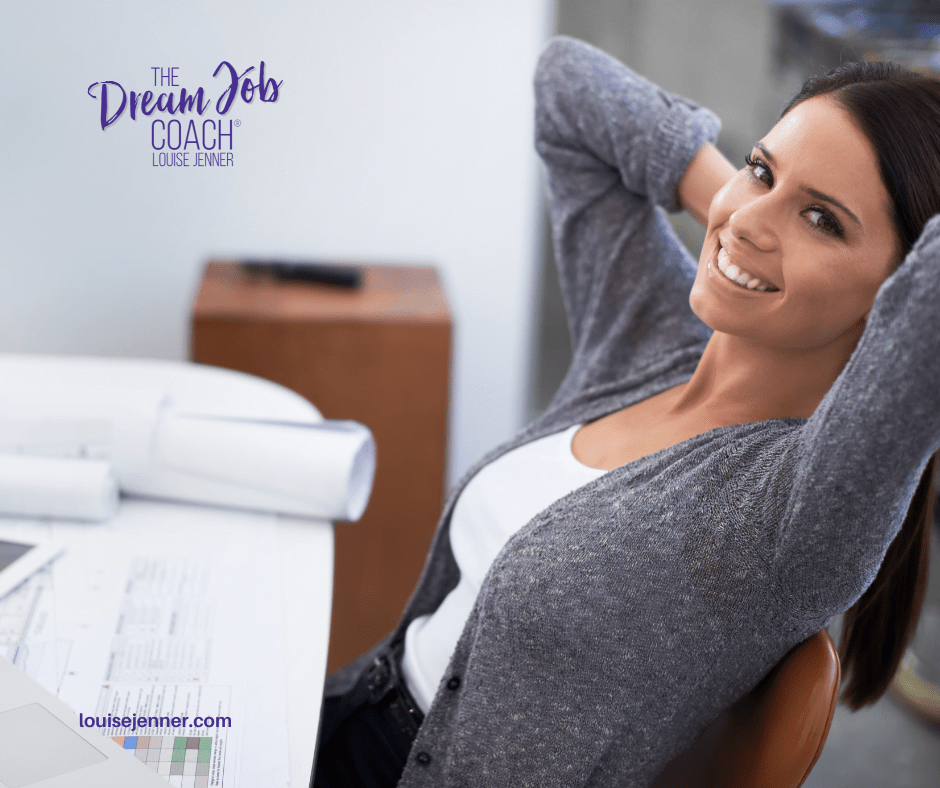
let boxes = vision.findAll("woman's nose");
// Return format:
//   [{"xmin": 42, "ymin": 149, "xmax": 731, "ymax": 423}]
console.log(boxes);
[{"xmin": 728, "ymin": 194, "xmax": 777, "ymax": 252}]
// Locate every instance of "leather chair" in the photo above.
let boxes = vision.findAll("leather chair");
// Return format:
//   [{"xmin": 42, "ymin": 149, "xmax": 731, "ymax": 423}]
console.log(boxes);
[{"xmin": 652, "ymin": 629, "xmax": 841, "ymax": 788}]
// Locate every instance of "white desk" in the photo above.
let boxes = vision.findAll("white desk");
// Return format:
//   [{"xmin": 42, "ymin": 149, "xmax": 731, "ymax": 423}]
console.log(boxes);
[{"xmin": 0, "ymin": 355, "xmax": 334, "ymax": 787}]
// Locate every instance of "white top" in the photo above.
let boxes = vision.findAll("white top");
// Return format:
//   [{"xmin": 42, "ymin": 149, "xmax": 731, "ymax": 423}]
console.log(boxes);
[{"xmin": 401, "ymin": 423, "xmax": 606, "ymax": 711}]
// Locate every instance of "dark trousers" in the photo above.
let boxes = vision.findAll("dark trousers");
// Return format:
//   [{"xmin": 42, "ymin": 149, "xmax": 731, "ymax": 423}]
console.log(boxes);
[{"xmin": 312, "ymin": 642, "xmax": 425, "ymax": 788}]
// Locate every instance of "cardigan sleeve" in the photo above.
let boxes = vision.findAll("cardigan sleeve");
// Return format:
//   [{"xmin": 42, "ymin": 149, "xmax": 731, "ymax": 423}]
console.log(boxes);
[
  {"xmin": 766, "ymin": 215, "xmax": 940, "ymax": 621},
  {"xmin": 535, "ymin": 37, "xmax": 720, "ymax": 354}
]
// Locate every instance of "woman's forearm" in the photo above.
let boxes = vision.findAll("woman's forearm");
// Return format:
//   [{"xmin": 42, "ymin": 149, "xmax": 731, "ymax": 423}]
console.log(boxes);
[{"xmin": 677, "ymin": 142, "xmax": 738, "ymax": 226}]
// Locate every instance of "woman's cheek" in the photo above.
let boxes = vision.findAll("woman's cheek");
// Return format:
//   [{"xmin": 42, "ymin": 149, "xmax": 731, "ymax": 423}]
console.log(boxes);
[{"xmin": 707, "ymin": 175, "xmax": 743, "ymax": 228}]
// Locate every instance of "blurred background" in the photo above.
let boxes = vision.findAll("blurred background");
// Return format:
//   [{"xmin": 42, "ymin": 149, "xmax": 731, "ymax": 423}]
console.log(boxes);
[{"xmin": 3, "ymin": 1, "xmax": 940, "ymax": 784}]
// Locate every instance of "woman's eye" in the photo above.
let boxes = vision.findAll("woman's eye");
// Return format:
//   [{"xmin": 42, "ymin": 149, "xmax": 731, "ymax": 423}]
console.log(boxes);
[
  {"xmin": 745, "ymin": 154, "xmax": 772, "ymax": 186},
  {"xmin": 804, "ymin": 208, "xmax": 843, "ymax": 237}
]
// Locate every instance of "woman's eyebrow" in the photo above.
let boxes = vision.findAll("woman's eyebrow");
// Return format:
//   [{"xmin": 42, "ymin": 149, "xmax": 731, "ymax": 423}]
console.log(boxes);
[{"xmin": 755, "ymin": 141, "xmax": 863, "ymax": 228}]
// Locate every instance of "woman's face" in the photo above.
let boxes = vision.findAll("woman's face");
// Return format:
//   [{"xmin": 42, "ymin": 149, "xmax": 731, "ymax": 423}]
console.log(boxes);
[{"xmin": 689, "ymin": 95, "xmax": 899, "ymax": 351}]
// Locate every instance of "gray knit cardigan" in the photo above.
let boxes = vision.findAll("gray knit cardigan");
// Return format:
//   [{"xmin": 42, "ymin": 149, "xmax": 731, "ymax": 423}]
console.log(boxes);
[{"xmin": 324, "ymin": 37, "xmax": 940, "ymax": 787}]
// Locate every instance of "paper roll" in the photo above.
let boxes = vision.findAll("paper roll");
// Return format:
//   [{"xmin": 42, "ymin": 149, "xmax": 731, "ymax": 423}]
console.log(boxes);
[
  {"xmin": 0, "ymin": 455, "xmax": 119, "ymax": 521},
  {"xmin": 153, "ymin": 415, "xmax": 376, "ymax": 521}
]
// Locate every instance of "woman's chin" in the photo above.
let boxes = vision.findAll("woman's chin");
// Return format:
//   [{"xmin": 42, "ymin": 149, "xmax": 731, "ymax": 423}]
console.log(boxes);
[{"xmin": 688, "ymin": 276, "xmax": 714, "ymax": 326}]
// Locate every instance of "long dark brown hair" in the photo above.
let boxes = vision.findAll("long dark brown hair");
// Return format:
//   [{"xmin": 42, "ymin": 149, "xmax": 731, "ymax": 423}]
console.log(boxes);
[{"xmin": 783, "ymin": 61, "xmax": 940, "ymax": 710}]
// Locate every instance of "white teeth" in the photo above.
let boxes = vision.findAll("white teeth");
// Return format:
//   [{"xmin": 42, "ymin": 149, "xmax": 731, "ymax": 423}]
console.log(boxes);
[
  {"xmin": 715, "ymin": 246, "xmax": 775, "ymax": 292},
  {"xmin": 717, "ymin": 248, "xmax": 730, "ymax": 272}
]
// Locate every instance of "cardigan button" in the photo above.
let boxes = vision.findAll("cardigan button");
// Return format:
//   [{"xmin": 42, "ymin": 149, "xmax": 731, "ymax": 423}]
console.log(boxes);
[
  {"xmin": 446, "ymin": 676, "xmax": 461, "ymax": 691},
  {"xmin": 416, "ymin": 751, "xmax": 432, "ymax": 766}
]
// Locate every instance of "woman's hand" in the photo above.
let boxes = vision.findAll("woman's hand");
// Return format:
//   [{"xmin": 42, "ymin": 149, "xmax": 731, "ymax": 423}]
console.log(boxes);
[{"xmin": 677, "ymin": 142, "xmax": 737, "ymax": 227}]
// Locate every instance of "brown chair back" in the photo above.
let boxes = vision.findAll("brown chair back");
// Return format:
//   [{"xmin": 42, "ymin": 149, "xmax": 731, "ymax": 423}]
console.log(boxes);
[{"xmin": 652, "ymin": 629, "xmax": 841, "ymax": 788}]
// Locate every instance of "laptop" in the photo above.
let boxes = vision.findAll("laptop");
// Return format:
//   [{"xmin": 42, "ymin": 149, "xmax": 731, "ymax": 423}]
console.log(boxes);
[{"xmin": 0, "ymin": 654, "xmax": 169, "ymax": 788}]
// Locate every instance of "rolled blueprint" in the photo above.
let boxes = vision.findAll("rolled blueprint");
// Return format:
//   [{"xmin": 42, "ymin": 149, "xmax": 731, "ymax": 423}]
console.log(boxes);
[
  {"xmin": 153, "ymin": 415, "xmax": 376, "ymax": 521},
  {"xmin": 0, "ymin": 455, "xmax": 119, "ymax": 521},
  {"xmin": 0, "ymin": 380, "xmax": 376, "ymax": 521}
]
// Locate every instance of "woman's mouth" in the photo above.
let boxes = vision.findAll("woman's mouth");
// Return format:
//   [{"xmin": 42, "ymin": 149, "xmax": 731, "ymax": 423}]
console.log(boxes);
[{"xmin": 716, "ymin": 247, "xmax": 779, "ymax": 292}]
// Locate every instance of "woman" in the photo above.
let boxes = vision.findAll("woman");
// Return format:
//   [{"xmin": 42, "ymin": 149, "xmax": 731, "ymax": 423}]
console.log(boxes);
[{"xmin": 314, "ymin": 37, "xmax": 940, "ymax": 787}]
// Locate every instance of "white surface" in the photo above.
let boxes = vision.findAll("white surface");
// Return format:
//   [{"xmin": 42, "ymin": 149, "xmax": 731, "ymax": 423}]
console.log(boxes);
[
  {"xmin": 0, "ymin": 0, "xmax": 554, "ymax": 486},
  {"xmin": 278, "ymin": 516, "xmax": 333, "ymax": 788},
  {"xmin": 0, "ymin": 455, "xmax": 118, "ymax": 521},
  {"xmin": 0, "ymin": 355, "xmax": 334, "ymax": 785},
  {"xmin": 0, "ymin": 355, "xmax": 321, "ymax": 423}
]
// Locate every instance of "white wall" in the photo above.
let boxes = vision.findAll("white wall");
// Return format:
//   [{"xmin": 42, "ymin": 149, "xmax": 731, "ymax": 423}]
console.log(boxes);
[{"xmin": 0, "ymin": 0, "xmax": 553, "ymax": 485}]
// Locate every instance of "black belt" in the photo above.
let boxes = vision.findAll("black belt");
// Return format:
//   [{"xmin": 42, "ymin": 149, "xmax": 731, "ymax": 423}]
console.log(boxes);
[{"xmin": 364, "ymin": 642, "xmax": 425, "ymax": 746}]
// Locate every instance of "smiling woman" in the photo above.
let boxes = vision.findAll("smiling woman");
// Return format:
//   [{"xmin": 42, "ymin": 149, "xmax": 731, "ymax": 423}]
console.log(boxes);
[
  {"xmin": 692, "ymin": 96, "xmax": 896, "ymax": 354},
  {"xmin": 312, "ymin": 38, "xmax": 940, "ymax": 788},
  {"xmin": 568, "ymin": 95, "xmax": 901, "ymax": 470}
]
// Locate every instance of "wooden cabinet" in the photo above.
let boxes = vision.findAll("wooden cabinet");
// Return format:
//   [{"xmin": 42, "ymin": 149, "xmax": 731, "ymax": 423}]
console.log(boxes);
[{"xmin": 191, "ymin": 262, "xmax": 451, "ymax": 673}]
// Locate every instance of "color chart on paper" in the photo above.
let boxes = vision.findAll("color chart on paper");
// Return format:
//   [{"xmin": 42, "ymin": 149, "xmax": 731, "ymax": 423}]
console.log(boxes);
[{"xmin": 111, "ymin": 735, "xmax": 215, "ymax": 787}]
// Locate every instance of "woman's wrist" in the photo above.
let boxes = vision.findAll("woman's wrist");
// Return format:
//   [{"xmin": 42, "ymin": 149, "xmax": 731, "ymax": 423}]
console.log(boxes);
[{"xmin": 677, "ymin": 142, "xmax": 737, "ymax": 227}]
